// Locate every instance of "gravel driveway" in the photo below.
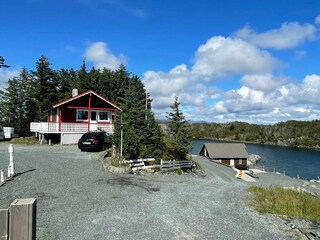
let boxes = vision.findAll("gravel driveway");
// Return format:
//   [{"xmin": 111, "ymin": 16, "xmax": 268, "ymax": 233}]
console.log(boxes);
[{"xmin": 0, "ymin": 142, "xmax": 297, "ymax": 240}]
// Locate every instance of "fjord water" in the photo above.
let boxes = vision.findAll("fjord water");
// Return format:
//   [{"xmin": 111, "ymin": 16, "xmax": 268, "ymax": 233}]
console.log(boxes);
[{"xmin": 191, "ymin": 139, "xmax": 320, "ymax": 180}]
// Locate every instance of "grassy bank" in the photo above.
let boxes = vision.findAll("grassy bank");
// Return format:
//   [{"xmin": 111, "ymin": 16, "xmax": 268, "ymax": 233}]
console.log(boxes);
[
  {"xmin": 9, "ymin": 137, "xmax": 39, "ymax": 145},
  {"xmin": 248, "ymin": 186, "xmax": 320, "ymax": 223}
]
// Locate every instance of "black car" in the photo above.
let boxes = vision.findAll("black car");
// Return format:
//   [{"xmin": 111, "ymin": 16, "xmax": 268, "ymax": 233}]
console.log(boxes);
[{"xmin": 78, "ymin": 131, "xmax": 111, "ymax": 152}]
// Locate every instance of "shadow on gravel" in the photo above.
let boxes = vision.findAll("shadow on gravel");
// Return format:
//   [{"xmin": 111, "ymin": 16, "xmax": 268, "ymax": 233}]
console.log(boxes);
[
  {"xmin": 95, "ymin": 176, "xmax": 160, "ymax": 194},
  {"xmin": 15, "ymin": 168, "xmax": 36, "ymax": 177}
]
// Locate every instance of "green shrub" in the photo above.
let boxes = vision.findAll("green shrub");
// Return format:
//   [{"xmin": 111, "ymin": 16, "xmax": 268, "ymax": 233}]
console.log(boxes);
[{"xmin": 176, "ymin": 168, "xmax": 182, "ymax": 175}]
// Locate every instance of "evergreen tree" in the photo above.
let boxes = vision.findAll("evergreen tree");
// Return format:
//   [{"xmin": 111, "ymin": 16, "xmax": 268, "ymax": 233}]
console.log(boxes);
[
  {"xmin": 87, "ymin": 67, "xmax": 100, "ymax": 92},
  {"xmin": 97, "ymin": 68, "xmax": 113, "ymax": 98},
  {"xmin": 0, "ymin": 56, "xmax": 10, "ymax": 68},
  {"xmin": 163, "ymin": 96, "xmax": 191, "ymax": 160},
  {"xmin": 1, "ymin": 78, "xmax": 20, "ymax": 126},
  {"xmin": 0, "ymin": 67, "xmax": 34, "ymax": 135},
  {"xmin": 112, "ymin": 68, "xmax": 164, "ymax": 159},
  {"xmin": 31, "ymin": 56, "xmax": 57, "ymax": 121},
  {"xmin": 76, "ymin": 61, "xmax": 89, "ymax": 93},
  {"xmin": 55, "ymin": 68, "xmax": 77, "ymax": 101},
  {"xmin": 19, "ymin": 67, "xmax": 35, "ymax": 135}
]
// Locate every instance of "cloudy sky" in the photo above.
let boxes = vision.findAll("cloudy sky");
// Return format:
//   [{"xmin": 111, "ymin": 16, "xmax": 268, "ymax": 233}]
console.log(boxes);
[{"xmin": 1, "ymin": 0, "xmax": 320, "ymax": 124}]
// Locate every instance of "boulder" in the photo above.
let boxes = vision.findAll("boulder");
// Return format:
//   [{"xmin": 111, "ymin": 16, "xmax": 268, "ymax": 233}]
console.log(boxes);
[{"xmin": 248, "ymin": 154, "xmax": 262, "ymax": 166}]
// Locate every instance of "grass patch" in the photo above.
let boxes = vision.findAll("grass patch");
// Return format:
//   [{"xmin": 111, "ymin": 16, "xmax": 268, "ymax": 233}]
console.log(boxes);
[
  {"xmin": 102, "ymin": 151, "xmax": 129, "ymax": 168},
  {"xmin": 248, "ymin": 185, "xmax": 320, "ymax": 223},
  {"xmin": 109, "ymin": 157, "xmax": 130, "ymax": 168},
  {"xmin": 9, "ymin": 137, "xmax": 39, "ymax": 145}
]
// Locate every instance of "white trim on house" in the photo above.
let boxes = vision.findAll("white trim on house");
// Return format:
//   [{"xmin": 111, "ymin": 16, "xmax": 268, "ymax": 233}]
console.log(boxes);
[
  {"xmin": 52, "ymin": 90, "xmax": 122, "ymax": 111},
  {"xmin": 56, "ymin": 108, "xmax": 59, "ymax": 123},
  {"xmin": 76, "ymin": 109, "xmax": 112, "ymax": 123}
]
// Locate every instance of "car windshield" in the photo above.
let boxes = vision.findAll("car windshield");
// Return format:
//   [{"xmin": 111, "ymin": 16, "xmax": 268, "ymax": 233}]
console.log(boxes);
[{"xmin": 81, "ymin": 132, "xmax": 104, "ymax": 140}]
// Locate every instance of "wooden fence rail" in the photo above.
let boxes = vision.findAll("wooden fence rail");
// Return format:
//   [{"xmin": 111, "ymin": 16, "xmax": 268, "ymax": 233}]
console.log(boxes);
[
  {"xmin": 0, "ymin": 198, "xmax": 37, "ymax": 240},
  {"xmin": 124, "ymin": 158, "xmax": 194, "ymax": 173}
]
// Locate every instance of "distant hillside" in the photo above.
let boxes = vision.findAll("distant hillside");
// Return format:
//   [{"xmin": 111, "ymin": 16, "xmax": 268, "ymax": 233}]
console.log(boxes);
[{"xmin": 186, "ymin": 120, "xmax": 320, "ymax": 149}]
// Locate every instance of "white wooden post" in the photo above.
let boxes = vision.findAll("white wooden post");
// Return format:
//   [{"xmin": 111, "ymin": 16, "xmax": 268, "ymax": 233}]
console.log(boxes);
[
  {"xmin": 8, "ymin": 144, "xmax": 15, "ymax": 178},
  {"xmin": 40, "ymin": 134, "xmax": 44, "ymax": 145},
  {"xmin": 160, "ymin": 159, "xmax": 163, "ymax": 171},
  {"xmin": 0, "ymin": 169, "xmax": 4, "ymax": 183}
]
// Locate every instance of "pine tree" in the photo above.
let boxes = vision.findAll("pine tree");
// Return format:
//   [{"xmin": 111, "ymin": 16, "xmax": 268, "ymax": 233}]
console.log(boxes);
[
  {"xmin": 76, "ymin": 61, "xmax": 89, "ymax": 93},
  {"xmin": 32, "ymin": 56, "xmax": 57, "ymax": 121},
  {"xmin": 87, "ymin": 67, "xmax": 100, "ymax": 92},
  {"xmin": 0, "ymin": 56, "xmax": 10, "ymax": 68},
  {"xmin": 0, "ymin": 67, "xmax": 34, "ymax": 135},
  {"xmin": 164, "ymin": 96, "xmax": 191, "ymax": 160},
  {"xmin": 112, "ymin": 68, "xmax": 164, "ymax": 159},
  {"xmin": 1, "ymin": 78, "xmax": 20, "ymax": 126}
]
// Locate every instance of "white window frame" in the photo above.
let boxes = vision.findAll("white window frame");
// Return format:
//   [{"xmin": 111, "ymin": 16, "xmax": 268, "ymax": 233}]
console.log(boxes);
[
  {"xmin": 76, "ymin": 110, "xmax": 89, "ymax": 122},
  {"xmin": 97, "ymin": 111, "xmax": 111, "ymax": 122},
  {"xmin": 76, "ymin": 110, "xmax": 111, "ymax": 122}
]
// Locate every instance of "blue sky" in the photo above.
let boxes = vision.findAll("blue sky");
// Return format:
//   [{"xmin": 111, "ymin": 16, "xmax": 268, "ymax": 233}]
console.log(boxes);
[{"xmin": 1, "ymin": 0, "xmax": 320, "ymax": 124}]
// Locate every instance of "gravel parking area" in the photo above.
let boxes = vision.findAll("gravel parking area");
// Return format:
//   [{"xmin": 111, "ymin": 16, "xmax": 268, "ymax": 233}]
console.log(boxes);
[
  {"xmin": 249, "ymin": 168, "xmax": 320, "ymax": 196},
  {"xmin": 0, "ymin": 142, "xmax": 298, "ymax": 239}
]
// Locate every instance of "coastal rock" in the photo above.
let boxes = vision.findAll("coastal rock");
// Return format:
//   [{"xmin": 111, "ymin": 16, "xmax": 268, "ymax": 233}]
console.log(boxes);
[{"xmin": 248, "ymin": 154, "xmax": 262, "ymax": 166}]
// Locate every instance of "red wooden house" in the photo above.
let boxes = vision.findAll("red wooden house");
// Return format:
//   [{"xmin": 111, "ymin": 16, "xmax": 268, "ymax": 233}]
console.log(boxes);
[{"xmin": 30, "ymin": 89, "xmax": 122, "ymax": 144}]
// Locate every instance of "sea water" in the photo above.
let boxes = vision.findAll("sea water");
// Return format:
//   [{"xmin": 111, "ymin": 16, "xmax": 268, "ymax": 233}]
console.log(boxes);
[{"xmin": 191, "ymin": 139, "xmax": 320, "ymax": 180}]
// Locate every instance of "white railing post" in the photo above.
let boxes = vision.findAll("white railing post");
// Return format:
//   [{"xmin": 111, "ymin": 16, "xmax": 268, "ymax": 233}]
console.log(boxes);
[
  {"xmin": 8, "ymin": 144, "xmax": 15, "ymax": 178},
  {"xmin": 160, "ymin": 159, "xmax": 163, "ymax": 171},
  {"xmin": 0, "ymin": 169, "xmax": 4, "ymax": 183}
]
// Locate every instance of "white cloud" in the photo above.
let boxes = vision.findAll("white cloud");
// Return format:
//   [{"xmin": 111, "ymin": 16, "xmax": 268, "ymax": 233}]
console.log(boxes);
[
  {"xmin": 235, "ymin": 22, "xmax": 317, "ymax": 49},
  {"xmin": 143, "ymin": 36, "xmax": 279, "ymax": 116},
  {"xmin": 143, "ymin": 18, "xmax": 320, "ymax": 124},
  {"xmin": 192, "ymin": 36, "xmax": 277, "ymax": 77},
  {"xmin": 212, "ymin": 101, "xmax": 228, "ymax": 113},
  {"xmin": 240, "ymin": 74, "xmax": 287, "ymax": 91},
  {"xmin": 0, "ymin": 69, "xmax": 20, "ymax": 88},
  {"xmin": 84, "ymin": 42, "xmax": 127, "ymax": 70},
  {"xmin": 315, "ymin": 15, "xmax": 320, "ymax": 25},
  {"xmin": 209, "ymin": 74, "xmax": 320, "ymax": 123},
  {"xmin": 143, "ymin": 65, "xmax": 191, "ymax": 97}
]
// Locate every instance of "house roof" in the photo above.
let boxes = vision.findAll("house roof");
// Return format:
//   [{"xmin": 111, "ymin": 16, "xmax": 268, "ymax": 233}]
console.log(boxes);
[
  {"xmin": 200, "ymin": 143, "xmax": 248, "ymax": 159},
  {"xmin": 52, "ymin": 90, "xmax": 122, "ymax": 111}
]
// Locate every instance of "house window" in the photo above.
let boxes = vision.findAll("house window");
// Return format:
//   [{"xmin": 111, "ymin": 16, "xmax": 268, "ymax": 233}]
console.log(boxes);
[
  {"xmin": 99, "ymin": 111, "xmax": 109, "ymax": 121},
  {"xmin": 77, "ymin": 110, "xmax": 88, "ymax": 121},
  {"xmin": 77, "ymin": 110, "xmax": 111, "ymax": 122},
  {"xmin": 239, "ymin": 159, "xmax": 242, "ymax": 165}
]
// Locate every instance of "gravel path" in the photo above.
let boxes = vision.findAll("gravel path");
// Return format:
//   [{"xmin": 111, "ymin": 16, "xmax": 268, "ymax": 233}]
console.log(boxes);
[{"xmin": 0, "ymin": 142, "xmax": 298, "ymax": 239}]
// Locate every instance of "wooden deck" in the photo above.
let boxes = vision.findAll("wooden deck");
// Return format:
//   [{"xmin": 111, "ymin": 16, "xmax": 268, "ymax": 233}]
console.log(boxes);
[{"xmin": 30, "ymin": 122, "xmax": 114, "ymax": 134}]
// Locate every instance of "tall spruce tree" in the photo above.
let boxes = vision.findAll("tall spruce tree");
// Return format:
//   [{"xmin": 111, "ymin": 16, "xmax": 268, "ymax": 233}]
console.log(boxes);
[
  {"xmin": 164, "ymin": 96, "xmax": 191, "ymax": 160},
  {"xmin": 32, "ymin": 56, "xmax": 57, "ymax": 121},
  {"xmin": 0, "ymin": 56, "xmax": 10, "ymax": 68},
  {"xmin": 1, "ymin": 78, "xmax": 20, "ymax": 126},
  {"xmin": 112, "ymin": 68, "xmax": 164, "ymax": 159},
  {"xmin": 0, "ymin": 67, "xmax": 34, "ymax": 135},
  {"xmin": 76, "ymin": 61, "xmax": 89, "ymax": 93},
  {"xmin": 55, "ymin": 68, "xmax": 73, "ymax": 101},
  {"xmin": 19, "ymin": 68, "xmax": 34, "ymax": 135}
]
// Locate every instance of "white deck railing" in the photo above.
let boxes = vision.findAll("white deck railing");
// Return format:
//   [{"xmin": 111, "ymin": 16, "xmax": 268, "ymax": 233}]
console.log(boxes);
[{"xmin": 30, "ymin": 122, "xmax": 114, "ymax": 133}]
